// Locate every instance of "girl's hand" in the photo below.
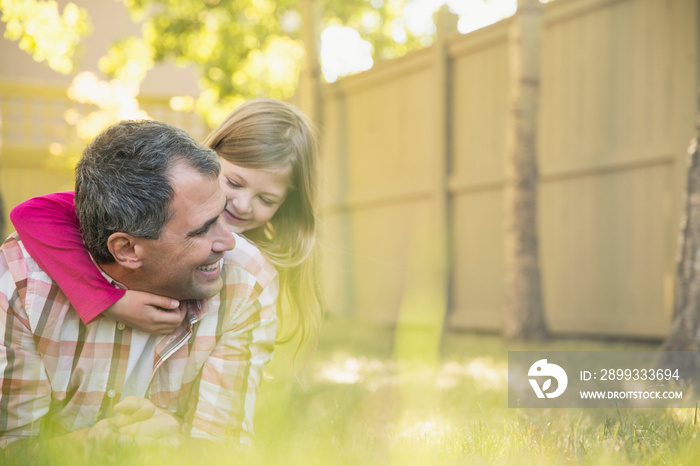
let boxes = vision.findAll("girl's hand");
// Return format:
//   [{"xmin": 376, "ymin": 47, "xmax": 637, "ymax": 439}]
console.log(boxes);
[{"xmin": 103, "ymin": 290, "xmax": 183, "ymax": 334}]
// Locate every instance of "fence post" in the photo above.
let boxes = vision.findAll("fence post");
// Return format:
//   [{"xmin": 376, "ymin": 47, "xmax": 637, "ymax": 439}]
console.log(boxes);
[{"xmin": 392, "ymin": 6, "xmax": 457, "ymax": 362}]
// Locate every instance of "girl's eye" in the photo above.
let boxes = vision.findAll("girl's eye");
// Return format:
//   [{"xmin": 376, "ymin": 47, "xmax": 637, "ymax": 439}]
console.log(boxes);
[
  {"xmin": 259, "ymin": 197, "xmax": 275, "ymax": 207},
  {"xmin": 227, "ymin": 179, "xmax": 241, "ymax": 189}
]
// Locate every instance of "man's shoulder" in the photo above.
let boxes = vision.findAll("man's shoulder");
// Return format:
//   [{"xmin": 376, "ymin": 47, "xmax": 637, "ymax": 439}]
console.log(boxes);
[
  {"xmin": 0, "ymin": 234, "xmax": 67, "ymax": 321},
  {"xmin": 0, "ymin": 233, "xmax": 45, "ymax": 282},
  {"xmin": 3, "ymin": 232, "xmax": 25, "ymax": 262},
  {"xmin": 223, "ymin": 233, "xmax": 277, "ymax": 286}
]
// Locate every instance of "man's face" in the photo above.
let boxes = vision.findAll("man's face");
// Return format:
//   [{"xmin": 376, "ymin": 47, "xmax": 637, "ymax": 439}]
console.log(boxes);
[{"xmin": 136, "ymin": 162, "xmax": 235, "ymax": 300}]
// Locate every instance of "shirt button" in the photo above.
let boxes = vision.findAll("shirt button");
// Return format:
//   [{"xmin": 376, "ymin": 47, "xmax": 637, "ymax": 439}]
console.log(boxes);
[
  {"xmin": 107, "ymin": 390, "xmax": 116, "ymax": 398},
  {"xmin": 117, "ymin": 323, "xmax": 126, "ymax": 330}
]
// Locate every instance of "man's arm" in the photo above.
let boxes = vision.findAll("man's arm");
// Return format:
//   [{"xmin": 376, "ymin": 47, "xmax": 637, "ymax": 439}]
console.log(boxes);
[
  {"xmin": 5, "ymin": 397, "xmax": 181, "ymax": 453},
  {"xmin": 86, "ymin": 397, "xmax": 182, "ymax": 448},
  {"xmin": 0, "ymin": 237, "xmax": 52, "ymax": 447}
]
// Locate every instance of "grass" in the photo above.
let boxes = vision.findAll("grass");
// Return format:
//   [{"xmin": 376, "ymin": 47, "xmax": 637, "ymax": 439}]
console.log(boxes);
[{"xmin": 4, "ymin": 317, "xmax": 700, "ymax": 465}]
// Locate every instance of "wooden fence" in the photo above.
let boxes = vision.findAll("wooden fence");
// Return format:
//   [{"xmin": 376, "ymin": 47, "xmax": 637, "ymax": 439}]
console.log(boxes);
[{"xmin": 319, "ymin": 0, "xmax": 697, "ymax": 339}]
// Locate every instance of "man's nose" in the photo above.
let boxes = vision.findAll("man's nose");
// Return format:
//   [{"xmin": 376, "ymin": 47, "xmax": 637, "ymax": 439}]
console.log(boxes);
[{"xmin": 213, "ymin": 215, "xmax": 235, "ymax": 252}]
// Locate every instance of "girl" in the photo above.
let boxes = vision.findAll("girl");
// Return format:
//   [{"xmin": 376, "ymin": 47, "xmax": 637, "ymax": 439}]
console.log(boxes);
[{"xmin": 10, "ymin": 98, "xmax": 322, "ymax": 354}]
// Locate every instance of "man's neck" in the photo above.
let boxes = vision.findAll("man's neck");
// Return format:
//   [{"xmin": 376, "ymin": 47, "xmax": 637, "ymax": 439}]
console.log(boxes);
[{"xmin": 96, "ymin": 261, "xmax": 132, "ymax": 290}]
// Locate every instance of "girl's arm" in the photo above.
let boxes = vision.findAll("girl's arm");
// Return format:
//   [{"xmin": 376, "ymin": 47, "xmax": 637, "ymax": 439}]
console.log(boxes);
[
  {"xmin": 10, "ymin": 192, "xmax": 183, "ymax": 332},
  {"xmin": 10, "ymin": 191, "xmax": 120, "ymax": 323}
]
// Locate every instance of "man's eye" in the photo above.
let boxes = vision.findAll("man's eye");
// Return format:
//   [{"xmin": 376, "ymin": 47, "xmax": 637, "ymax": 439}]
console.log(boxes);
[{"xmin": 189, "ymin": 224, "xmax": 212, "ymax": 238}]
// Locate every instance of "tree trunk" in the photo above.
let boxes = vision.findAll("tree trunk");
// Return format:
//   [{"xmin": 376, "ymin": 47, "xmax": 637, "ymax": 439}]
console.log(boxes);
[
  {"xmin": 663, "ymin": 88, "xmax": 700, "ymax": 354},
  {"xmin": 299, "ymin": 0, "xmax": 323, "ymax": 127},
  {"xmin": 503, "ymin": 0, "xmax": 548, "ymax": 340}
]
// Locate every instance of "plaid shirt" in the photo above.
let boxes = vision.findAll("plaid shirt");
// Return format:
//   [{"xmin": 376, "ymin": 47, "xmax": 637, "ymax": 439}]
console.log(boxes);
[{"xmin": 0, "ymin": 232, "xmax": 278, "ymax": 447}]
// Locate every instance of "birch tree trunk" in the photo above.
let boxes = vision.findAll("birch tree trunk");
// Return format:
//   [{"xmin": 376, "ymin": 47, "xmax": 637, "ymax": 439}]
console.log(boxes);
[
  {"xmin": 663, "ymin": 89, "xmax": 700, "ymax": 356},
  {"xmin": 503, "ymin": 0, "xmax": 548, "ymax": 340}
]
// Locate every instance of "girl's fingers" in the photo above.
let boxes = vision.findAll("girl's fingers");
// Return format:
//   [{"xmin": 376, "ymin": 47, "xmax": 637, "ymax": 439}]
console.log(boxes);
[
  {"xmin": 152, "ymin": 305, "xmax": 187, "ymax": 323},
  {"xmin": 130, "ymin": 290, "xmax": 179, "ymax": 310},
  {"xmin": 147, "ymin": 294, "xmax": 180, "ymax": 310}
]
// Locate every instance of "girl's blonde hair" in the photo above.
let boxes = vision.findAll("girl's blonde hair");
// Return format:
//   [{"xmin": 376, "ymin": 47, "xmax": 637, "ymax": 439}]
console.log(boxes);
[{"xmin": 203, "ymin": 98, "xmax": 323, "ymax": 358}]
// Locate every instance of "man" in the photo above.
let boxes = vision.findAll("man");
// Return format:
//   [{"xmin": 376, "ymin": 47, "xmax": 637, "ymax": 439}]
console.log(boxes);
[{"xmin": 0, "ymin": 120, "xmax": 278, "ymax": 448}]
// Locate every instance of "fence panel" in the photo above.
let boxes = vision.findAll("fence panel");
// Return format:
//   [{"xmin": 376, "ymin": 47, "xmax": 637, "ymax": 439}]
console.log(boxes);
[{"xmin": 321, "ymin": 50, "xmax": 440, "ymax": 324}]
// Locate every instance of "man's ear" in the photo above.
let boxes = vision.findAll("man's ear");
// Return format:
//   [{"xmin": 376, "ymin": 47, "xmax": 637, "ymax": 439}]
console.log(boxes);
[{"xmin": 107, "ymin": 233, "xmax": 144, "ymax": 269}]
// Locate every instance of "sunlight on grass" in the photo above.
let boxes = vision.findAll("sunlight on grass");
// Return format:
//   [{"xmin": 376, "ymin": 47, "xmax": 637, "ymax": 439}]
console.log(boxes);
[
  {"xmin": 6, "ymin": 321, "xmax": 700, "ymax": 465},
  {"xmin": 395, "ymin": 419, "xmax": 452, "ymax": 442},
  {"xmin": 437, "ymin": 357, "xmax": 507, "ymax": 390},
  {"xmin": 316, "ymin": 354, "xmax": 388, "ymax": 384}
]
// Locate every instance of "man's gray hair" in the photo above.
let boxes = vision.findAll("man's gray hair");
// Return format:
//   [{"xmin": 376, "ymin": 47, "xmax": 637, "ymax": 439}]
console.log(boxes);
[{"xmin": 75, "ymin": 119, "xmax": 220, "ymax": 264}]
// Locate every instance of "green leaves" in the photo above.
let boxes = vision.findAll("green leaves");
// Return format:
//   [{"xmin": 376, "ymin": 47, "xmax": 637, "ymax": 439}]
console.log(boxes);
[
  {"xmin": 108, "ymin": 0, "xmax": 435, "ymax": 124},
  {"xmin": 1, "ymin": 0, "xmax": 91, "ymax": 73},
  {"xmin": 114, "ymin": 0, "xmax": 298, "ymax": 124}
]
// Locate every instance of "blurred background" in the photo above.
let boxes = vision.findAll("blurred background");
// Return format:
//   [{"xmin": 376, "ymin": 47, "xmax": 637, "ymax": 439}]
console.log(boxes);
[{"xmin": 1, "ymin": 0, "xmax": 699, "ymax": 462}]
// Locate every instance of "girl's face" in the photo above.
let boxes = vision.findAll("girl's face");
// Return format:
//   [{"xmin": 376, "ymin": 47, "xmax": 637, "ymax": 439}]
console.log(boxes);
[{"xmin": 218, "ymin": 157, "xmax": 290, "ymax": 234}]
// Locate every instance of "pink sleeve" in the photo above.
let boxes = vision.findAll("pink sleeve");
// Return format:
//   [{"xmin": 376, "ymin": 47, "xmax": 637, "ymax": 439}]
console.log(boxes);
[{"xmin": 9, "ymin": 191, "xmax": 125, "ymax": 324}]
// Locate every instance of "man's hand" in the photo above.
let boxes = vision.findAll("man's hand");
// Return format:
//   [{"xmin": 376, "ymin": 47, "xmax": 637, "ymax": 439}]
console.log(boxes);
[
  {"xmin": 87, "ymin": 397, "xmax": 182, "ymax": 448},
  {"xmin": 103, "ymin": 291, "xmax": 184, "ymax": 334}
]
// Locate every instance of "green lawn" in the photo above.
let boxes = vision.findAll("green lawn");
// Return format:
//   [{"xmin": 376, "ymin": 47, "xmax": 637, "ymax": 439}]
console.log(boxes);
[
  {"xmin": 250, "ymin": 319, "xmax": 700, "ymax": 465},
  {"xmin": 5, "ymin": 318, "xmax": 700, "ymax": 465}
]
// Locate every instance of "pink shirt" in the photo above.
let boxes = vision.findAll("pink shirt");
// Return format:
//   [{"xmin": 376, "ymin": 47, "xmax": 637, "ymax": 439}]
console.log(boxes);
[{"xmin": 9, "ymin": 191, "xmax": 124, "ymax": 323}]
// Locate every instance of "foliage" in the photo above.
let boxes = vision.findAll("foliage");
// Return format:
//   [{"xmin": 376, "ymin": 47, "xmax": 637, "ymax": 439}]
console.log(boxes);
[
  {"xmin": 103, "ymin": 0, "xmax": 434, "ymax": 126},
  {"xmin": 319, "ymin": 0, "xmax": 430, "ymax": 60},
  {"xmin": 0, "ymin": 0, "xmax": 91, "ymax": 73}
]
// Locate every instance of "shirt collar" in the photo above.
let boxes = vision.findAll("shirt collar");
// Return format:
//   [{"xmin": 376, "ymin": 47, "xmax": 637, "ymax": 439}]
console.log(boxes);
[{"xmin": 89, "ymin": 253, "xmax": 127, "ymax": 290}]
